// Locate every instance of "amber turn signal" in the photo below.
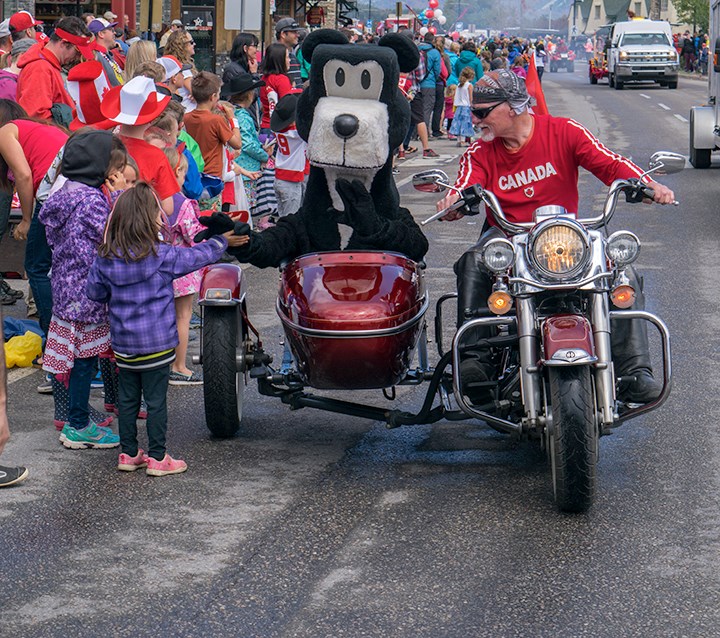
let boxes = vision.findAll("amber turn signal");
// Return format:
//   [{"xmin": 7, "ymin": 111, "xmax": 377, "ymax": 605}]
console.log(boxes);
[
  {"xmin": 488, "ymin": 290, "xmax": 513, "ymax": 315},
  {"xmin": 611, "ymin": 284, "xmax": 636, "ymax": 308}
]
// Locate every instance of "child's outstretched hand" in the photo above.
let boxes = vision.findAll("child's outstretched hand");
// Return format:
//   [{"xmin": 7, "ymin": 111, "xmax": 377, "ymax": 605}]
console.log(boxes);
[{"xmin": 224, "ymin": 221, "xmax": 252, "ymax": 248}]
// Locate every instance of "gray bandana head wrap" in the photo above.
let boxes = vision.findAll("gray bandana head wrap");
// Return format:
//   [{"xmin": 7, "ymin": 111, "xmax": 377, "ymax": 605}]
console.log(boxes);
[{"xmin": 472, "ymin": 69, "xmax": 536, "ymax": 114}]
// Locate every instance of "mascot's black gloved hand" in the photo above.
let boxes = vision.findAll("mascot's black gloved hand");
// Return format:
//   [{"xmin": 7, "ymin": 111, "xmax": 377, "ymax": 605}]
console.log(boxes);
[
  {"xmin": 335, "ymin": 178, "xmax": 387, "ymax": 237},
  {"xmin": 234, "ymin": 221, "xmax": 251, "ymax": 236},
  {"xmin": 193, "ymin": 212, "xmax": 235, "ymax": 242}
]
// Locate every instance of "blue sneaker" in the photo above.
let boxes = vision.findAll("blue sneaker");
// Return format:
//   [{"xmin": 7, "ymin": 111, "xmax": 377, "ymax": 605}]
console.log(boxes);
[{"xmin": 59, "ymin": 423, "xmax": 120, "ymax": 449}]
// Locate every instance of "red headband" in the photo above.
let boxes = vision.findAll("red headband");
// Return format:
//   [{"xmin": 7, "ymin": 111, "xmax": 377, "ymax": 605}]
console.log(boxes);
[{"xmin": 54, "ymin": 28, "xmax": 92, "ymax": 47}]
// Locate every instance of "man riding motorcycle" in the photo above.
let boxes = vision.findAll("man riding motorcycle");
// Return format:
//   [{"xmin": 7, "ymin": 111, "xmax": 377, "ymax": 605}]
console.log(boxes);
[{"xmin": 436, "ymin": 70, "xmax": 675, "ymax": 405}]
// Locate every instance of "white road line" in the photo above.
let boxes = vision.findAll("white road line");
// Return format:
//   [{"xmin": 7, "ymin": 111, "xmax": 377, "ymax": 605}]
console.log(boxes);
[
  {"xmin": 639, "ymin": 93, "xmax": 652, "ymax": 99},
  {"xmin": 7, "ymin": 367, "xmax": 37, "ymax": 385},
  {"xmin": 658, "ymin": 103, "xmax": 671, "ymax": 110},
  {"xmin": 674, "ymin": 114, "xmax": 689, "ymax": 123}
]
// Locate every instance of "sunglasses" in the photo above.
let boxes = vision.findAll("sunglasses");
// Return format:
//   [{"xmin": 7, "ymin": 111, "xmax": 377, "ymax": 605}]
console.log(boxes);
[{"xmin": 471, "ymin": 101, "xmax": 506, "ymax": 120}]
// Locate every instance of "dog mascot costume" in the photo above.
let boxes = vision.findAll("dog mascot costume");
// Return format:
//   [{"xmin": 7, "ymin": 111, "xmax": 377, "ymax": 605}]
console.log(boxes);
[{"xmin": 202, "ymin": 29, "xmax": 429, "ymax": 266}]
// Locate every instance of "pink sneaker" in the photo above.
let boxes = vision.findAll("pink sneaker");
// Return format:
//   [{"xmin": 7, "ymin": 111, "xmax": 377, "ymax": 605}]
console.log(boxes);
[
  {"xmin": 117, "ymin": 449, "xmax": 149, "ymax": 472},
  {"xmin": 146, "ymin": 454, "xmax": 187, "ymax": 477}
]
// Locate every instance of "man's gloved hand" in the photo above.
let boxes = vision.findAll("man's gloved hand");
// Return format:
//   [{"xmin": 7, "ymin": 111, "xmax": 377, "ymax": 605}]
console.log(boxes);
[
  {"xmin": 194, "ymin": 212, "xmax": 235, "ymax": 242},
  {"xmin": 335, "ymin": 178, "xmax": 385, "ymax": 236}
]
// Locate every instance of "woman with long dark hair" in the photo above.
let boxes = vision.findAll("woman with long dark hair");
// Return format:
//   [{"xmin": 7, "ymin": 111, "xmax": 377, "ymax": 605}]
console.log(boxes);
[{"xmin": 223, "ymin": 32, "xmax": 260, "ymax": 83}]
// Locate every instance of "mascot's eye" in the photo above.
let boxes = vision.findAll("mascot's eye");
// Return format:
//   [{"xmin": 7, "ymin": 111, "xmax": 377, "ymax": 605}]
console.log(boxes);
[
  {"xmin": 361, "ymin": 70, "xmax": 371, "ymax": 90},
  {"xmin": 336, "ymin": 68, "xmax": 345, "ymax": 87}
]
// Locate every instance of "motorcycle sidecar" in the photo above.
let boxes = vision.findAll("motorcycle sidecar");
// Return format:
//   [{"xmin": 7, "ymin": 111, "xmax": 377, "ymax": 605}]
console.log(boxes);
[{"xmin": 277, "ymin": 251, "xmax": 428, "ymax": 390}]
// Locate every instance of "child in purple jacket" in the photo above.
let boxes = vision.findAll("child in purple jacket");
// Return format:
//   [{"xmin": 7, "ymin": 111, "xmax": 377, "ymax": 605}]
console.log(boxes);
[
  {"xmin": 39, "ymin": 130, "xmax": 128, "ymax": 450},
  {"xmin": 87, "ymin": 183, "xmax": 246, "ymax": 476}
]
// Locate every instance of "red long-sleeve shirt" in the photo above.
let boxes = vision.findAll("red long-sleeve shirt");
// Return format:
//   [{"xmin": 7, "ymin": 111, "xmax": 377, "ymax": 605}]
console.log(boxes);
[
  {"xmin": 16, "ymin": 43, "xmax": 74, "ymax": 121},
  {"xmin": 455, "ymin": 114, "xmax": 645, "ymax": 224}
]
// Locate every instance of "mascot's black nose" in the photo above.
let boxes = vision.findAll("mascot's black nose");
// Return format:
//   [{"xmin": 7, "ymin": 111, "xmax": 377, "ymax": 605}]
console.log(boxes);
[{"xmin": 333, "ymin": 114, "xmax": 359, "ymax": 139}]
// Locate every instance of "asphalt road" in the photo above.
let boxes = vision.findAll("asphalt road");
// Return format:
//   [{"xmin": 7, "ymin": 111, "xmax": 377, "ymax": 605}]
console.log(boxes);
[{"xmin": 2, "ymin": 70, "xmax": 719, "ymax": 637}]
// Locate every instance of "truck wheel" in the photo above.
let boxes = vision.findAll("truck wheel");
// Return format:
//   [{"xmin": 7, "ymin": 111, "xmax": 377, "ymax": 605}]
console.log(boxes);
[
  {"xmin": 614, "ymin": 78, "xmax": 624, "ymax": 90},
  {"xmin": 690, "ymin": 113, "xmax": 712, "ymax": 168},
  {"xmin": 667, "ymin": 81, "xmax": 678, "ymax": 89},
  {"xmin": 548, "ymin": 366, "xmax": 597, "ymax": 513},
  {"xmin": 202, "ymin": 306, "xmax": 245, "ymax": 437}
]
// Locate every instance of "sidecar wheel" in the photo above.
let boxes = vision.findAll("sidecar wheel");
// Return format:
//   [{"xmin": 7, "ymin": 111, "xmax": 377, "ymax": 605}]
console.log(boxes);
[
  {"xmin": 548, "ymin": 367, "xmax": 597, "ymax": 513},
  {"xmin": 202, "ymin": 306, "xmax": 245, "ymax": 437}
]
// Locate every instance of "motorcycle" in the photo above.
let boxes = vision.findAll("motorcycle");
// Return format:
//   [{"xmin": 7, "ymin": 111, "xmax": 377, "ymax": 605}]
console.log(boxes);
[
  {"xmin": 194, "ymin": 151, "xmax": 683, "ymax": 513},
  {"xmin": 549, "ymin": 49, "xmax": 576, "ymax": 73}
]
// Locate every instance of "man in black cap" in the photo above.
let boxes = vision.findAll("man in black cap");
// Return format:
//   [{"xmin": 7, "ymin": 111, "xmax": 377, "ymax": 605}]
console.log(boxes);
[{"xmin": 275, "ymin": 16, "xmax": 303, "ymax": 88}]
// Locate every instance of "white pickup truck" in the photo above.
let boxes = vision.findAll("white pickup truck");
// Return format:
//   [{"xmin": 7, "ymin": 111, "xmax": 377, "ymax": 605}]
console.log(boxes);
[{"xmin": 607, "ymin": 20, "xmax": 679, "ymax": 90}]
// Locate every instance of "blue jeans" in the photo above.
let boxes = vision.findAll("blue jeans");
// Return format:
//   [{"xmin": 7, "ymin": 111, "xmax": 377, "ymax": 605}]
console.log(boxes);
[
  {"xmin": 68, "ymin": 356, "xmax": 98, "ymax": 430},
  {"xmin": 24, "ymin": 201, "xmax": 53, "ymax": 336}
]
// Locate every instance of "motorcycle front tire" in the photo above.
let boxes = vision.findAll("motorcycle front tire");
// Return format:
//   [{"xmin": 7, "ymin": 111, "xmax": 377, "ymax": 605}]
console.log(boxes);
[
  {"xmin": 202, "ymin": 306, "xmax": 245, "ymax": 437},
  {"xmin": 548, "ymin": 366, "xmax": 597, "ymax": 513}
]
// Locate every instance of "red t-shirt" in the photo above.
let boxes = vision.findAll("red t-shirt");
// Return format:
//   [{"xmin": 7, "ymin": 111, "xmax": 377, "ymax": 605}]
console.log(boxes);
[
  {"xmin": 260, "ymin": 73, "xmax": 293, "ymax": 129},
  {"xmin": 455, "ymin": 115, "xmax": 645, "ymax": 225},
  {"xmin": 13, "ymin": 119, "xmax": 67, "ymax": 194},
  {"xmin": 119, "ymin": 135, "xmax": 179, "ymax": 200}
]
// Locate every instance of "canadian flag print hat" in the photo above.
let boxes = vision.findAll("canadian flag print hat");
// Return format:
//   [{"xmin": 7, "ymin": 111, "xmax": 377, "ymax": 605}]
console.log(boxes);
[
  {"xmin": 156, "ymin": 55, "xmax": 182, "ymax": 82},
  {"xmin": 67, "ymin": 60, "xmax": 115, "ymax": 131},
  {"xmin": 100, "ymin": 75, "xmax": 171, "ymax": 125}
]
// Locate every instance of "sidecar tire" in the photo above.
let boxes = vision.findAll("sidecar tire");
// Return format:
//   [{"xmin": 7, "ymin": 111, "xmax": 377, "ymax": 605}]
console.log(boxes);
[
  {"xmin": 202, "ymin": 306, "xmax": 245, "ymax": 437},
  {"xmin": 548, "ymin": 367, "xmax": 597, "ymax": 513}
]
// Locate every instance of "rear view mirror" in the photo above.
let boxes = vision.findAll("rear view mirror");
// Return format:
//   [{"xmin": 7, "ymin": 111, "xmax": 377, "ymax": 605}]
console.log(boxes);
[
  {"xmin": 412, "ymin": 170, "xmax": 452, "ymax": 193},
  {"xmin": 648, "ymin": 151, "xmax": 686, "ymax": 175}
]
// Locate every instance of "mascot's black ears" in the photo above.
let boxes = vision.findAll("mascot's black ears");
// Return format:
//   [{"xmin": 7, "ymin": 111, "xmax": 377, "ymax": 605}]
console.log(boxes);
[
  {"xmin": 378, "ymin": 33, "xmax": 420, "ymax": 73},
  {"xmin": 302, "ymin": 29, "xmax": 349, "ymax": 62},
  {"xmin": 301, "ymin": 29, "xmax": 420, "ymax": 75}
]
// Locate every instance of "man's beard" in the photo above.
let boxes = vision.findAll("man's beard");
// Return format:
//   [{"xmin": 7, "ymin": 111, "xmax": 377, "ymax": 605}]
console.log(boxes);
[{"xmin": 474, "ymin": 125, "xmax": 495, "ymax": 142}]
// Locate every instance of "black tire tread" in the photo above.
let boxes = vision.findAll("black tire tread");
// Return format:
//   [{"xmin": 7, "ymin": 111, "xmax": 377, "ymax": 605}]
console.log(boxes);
[
  {"xmin": 549, "ymin": 367, "xmax": 597, "ymax": 513},
  {"xmin": 202, "ymin": 307, "xmax": 241, "ymax": 437}
]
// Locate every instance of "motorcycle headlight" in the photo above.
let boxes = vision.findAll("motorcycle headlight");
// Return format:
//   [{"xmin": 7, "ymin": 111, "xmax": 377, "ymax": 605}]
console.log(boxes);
[
  {"xmin": 481, "ymin": 238, "xmax": 515, "ymax": 273},
  {"xmin": 528, "ymin": 220, "xmax": 590, "ymax": 279},
  {"xmin": 605, "ymin": 231, "xmax": 640, "ymax": 266}
]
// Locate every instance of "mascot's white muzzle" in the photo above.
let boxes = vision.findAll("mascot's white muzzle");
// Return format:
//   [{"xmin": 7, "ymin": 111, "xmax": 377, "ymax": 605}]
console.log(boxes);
[{"xmin": 307, "ymin": 97, "xmax": 389, "ymax": 170}]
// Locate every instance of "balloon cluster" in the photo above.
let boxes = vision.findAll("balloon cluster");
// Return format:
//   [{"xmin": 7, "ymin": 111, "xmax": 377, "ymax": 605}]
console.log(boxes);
[{"xmin": 417, "ymin": 0, "xmax": 446, "ymax": 35}]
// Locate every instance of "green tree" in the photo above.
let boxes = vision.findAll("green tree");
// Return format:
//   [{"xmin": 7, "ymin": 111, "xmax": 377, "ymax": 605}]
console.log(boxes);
[{"xmin": 674, "ymin": 0, "xmax": 709, "ymax": 33}]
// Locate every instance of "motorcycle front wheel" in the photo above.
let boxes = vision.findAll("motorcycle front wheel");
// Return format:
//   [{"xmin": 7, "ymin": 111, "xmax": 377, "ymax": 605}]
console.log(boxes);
[
  {"xmin": 202, "ymin": 306, "xmax": 245, "ymax": 437},
  {"xmin": 548, "ymin": 366, "xmax": 598, "ymax": 513}
]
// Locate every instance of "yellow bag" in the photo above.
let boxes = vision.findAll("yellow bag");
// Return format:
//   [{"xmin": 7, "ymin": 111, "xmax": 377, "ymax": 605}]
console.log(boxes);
[{"xmin": 4, "ymin": 331, "xmax": 43, "ymax": 368}]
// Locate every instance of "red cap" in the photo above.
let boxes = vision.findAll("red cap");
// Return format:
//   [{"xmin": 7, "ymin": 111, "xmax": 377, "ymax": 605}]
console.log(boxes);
[{"xmin": 9, "ymin": 11, "xmax": 42, "ymax": 32}]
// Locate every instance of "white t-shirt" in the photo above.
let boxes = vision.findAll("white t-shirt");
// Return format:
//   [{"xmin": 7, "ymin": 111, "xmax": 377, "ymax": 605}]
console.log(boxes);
[{"xmin": 454, "ymin": 81, "xmax": 472, "ymax": 107}]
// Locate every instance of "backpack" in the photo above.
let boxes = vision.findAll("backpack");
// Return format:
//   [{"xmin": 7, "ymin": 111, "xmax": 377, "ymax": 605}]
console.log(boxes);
[{"xmin": 439, "ymin": 53, "xmax": 450, "ymax": 83}]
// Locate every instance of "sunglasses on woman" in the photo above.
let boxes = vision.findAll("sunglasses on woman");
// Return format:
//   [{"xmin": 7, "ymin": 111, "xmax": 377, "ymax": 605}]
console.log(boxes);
[{"xmin": 471, "ymin": 101, "xmax": 506, "ymax": 120}]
